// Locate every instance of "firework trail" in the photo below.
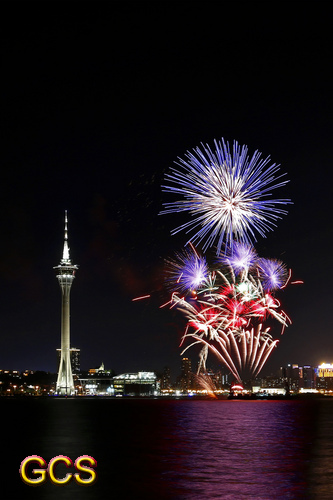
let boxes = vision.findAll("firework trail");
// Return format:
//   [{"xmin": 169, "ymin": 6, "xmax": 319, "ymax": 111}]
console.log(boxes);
[{"xmin": 161, "ymin": 138, "xmax": 291, "ymax": 254}]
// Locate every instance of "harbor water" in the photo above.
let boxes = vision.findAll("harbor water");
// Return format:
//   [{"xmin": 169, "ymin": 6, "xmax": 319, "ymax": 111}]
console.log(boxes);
[{"xmin": 4, "ymin": 397, "xmax": 333, "ymax": 499}]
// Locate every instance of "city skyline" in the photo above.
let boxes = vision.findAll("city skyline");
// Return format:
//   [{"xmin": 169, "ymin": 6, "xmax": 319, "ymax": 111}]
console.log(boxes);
[
  {"xmin": 1, "ymin": 4, "xmax": 332, "ymax": 375},
  {"xmin": 1, "ymin": 361, "xmax": 332, "ymax": 398}
]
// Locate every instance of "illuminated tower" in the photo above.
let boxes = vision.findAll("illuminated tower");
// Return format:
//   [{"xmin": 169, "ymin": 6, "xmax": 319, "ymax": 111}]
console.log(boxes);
[{"xmin": 54, "ymin": 211, "xmax": 78, "ymax": 395}]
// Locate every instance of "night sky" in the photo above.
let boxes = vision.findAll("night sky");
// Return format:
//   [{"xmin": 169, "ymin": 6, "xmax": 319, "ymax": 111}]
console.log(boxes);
[{"xmin": 2, "ymin": 2, "xmax": 332, "ymax": 378}]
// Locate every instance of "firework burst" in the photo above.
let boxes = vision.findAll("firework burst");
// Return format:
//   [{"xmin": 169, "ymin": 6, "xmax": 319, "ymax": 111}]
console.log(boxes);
[
  {"xmin": 165, "ymin": 246, "xmax": 208, "ymax": 294},
  {"xmin": 138, "ymin": 137, "xmax": 300, "ymax": 385},
  {"xmin": 257, "ymin": 258, "xmax": 289, "ymax": 291},
  {"xmin": 165, "ymin": 243, "xmax": 294, "ymax": 383},
  {"xmin": 218, "ymin": 241, "xmax": 258, "ymax": 275},
  {"xmin": 161, "ymin": 138, "xmax": 291, "ymax": 254}
]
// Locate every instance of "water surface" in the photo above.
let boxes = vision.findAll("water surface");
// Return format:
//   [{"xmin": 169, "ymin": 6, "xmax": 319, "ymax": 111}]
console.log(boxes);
[{"xmin": 3, "ymin": 397, "xmax": 333, "ymax": 499}]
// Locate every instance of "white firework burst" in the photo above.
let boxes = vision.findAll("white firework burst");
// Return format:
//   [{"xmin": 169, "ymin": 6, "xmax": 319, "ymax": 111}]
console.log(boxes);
[{"xmin": 161, "ymin": 138, "xmax": 291, "ymax": 253}]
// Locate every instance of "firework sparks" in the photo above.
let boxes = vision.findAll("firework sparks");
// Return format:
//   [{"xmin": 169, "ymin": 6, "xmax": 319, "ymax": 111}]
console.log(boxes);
[
  {"xmin": 219, "ymin": 241, "xmax": 258, "ymax": 275},
  {"xmin": 164, "ymin": 243, "xmax": 295, "ymax": 383},
  {"xmin": 147, "ymin": 138, "xmax": 298, "ymax": 385},
  {"xmin": 257, "ymin": 258, "xmax": 289, "ymax": 291},
  {"xmin": 181, "ymin": 324, "xmax": 279, "ymax": 383},
  {"xmin": 165, "ymin": 246, "xmax": 208, "ymax": 293},
  {"xmin": 161, "ymin": 138, "xmax": 291, "ymax": 254}
]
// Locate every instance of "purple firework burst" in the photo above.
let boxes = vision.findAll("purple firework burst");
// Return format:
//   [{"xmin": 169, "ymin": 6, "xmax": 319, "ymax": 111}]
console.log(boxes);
[
  {"xmin": 165, "ymin": 247, "xmax": 208, "ymax": 293},
  {"xmin": 258, "ymin": 258, "xmax": 289, "ymax": 291},
  {"xmin": 219, "ymin": 241, "xmax": 258, "ymax": 275},
  {"xmin": 160, "ymin": 138, "xmax": 291, "ymax": 254}
]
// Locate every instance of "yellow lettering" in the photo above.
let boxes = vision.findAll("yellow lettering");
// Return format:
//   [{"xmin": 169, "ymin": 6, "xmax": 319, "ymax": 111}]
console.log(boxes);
[
  {"xmin": 48, "ymin": 455, "xmax": 73, "ymax": 485},
  {"xmin": 74, "ymin": 455, "xmax": 97, "ymax": 485},
  {"xmin": 20, "ymin": 456, "xmax": 47, "ymax": 486}
]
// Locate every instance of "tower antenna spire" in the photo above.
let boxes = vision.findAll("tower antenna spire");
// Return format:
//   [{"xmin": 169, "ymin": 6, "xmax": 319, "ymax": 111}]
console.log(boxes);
[{"xmin": 61, "ymin": 210, "xmax": 70, "ymax": 264}]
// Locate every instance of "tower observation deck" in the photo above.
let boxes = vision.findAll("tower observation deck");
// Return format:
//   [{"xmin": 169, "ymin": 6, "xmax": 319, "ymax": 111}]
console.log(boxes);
[{"xmin": 54, "ymin": 211, "xmax": 78, "ymax": 395}]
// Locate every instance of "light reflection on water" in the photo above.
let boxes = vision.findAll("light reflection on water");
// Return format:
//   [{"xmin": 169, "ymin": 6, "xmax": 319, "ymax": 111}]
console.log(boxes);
[
  {"xmin": 162, "ymin": 400, "xmax": 314, "ymax": 499},
  {"xmin": 308, "ymin": 399, "xmax": 333, "ymax": 499},
  {"xmin": 4, "ymin": 397, "xmax": 333, "ymax": 499}
]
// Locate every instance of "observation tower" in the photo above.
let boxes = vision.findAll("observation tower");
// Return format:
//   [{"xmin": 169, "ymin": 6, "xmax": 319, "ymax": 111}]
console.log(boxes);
[{"xmin": 54, "ymin": 211, "xmax": 78, "ymax": 395}]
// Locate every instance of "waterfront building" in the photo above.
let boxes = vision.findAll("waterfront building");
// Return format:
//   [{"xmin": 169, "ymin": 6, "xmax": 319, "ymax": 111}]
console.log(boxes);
[
  {"xmin": 54, "ymin": 211, "xmax": 78, "ymax": 395},
  {"xmin": 88, "ymin": 362, "xmax": 109, "ymax": 375},
  {"xmin": 112, "ymin": 372, "xmax": 158, "ymax": 396},
  {"xmin": 316, "ymin": 363, "xmax": 333, "ymax": 391}
]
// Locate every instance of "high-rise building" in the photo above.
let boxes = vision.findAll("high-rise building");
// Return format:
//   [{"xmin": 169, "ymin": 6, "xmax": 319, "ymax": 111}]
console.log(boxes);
[
  {"xmin": 54, "ymin": 211, "xmax": 78, "ymax": 395},
  {"xmin": 285, "ymin": 363, "xmax": 301, "ymax": 391},
  {"xmin": 302, "ymin": 365, "xmax": 316, "ymax": 389},
  {"xmin": 180, "ymin": 357, "xmax": 192, "ymax": 391},
  {"xmin": 70, "ymin": 347, "xmax": 81, "ymax": 374},
  {"xmin": 56, "ymin": 347, "xmax": 81, "ymax": 375},
  {"xmin": 112, "ymin": 372, "xmax": 158, "ymax": 396},
  {"xmin": 160, "ymin": 366, "xmax": 171, "ymax": 390}
]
